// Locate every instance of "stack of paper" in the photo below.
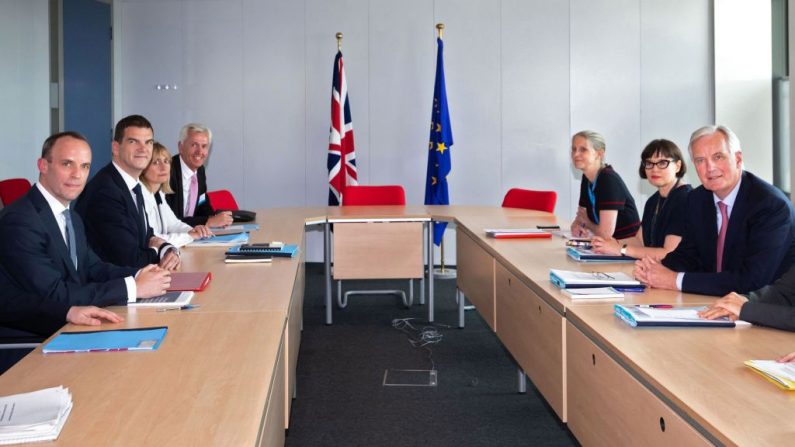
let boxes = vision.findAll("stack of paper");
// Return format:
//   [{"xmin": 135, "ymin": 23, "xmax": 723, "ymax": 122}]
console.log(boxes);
[
  {"xmin": 0, "ymin": 386, "xmax": 72, "ymax": 444},
  {"xmin": 744, "ymin": 360, "xmax": 795, "ymax": 390},
  {"xmin": 484, "ymin": 228, "xmax": 551, "ymax": 239},
  {"xmin": 563, "ymin": 287, "xmax": 624, "ymax": 300}
]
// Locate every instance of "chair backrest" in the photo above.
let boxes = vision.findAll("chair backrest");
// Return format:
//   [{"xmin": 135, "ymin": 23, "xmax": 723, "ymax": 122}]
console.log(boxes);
[
  {"xmin": 342, "ymin": 185, "xmax": 406, "ymax": 206},
  {"xmin": 207, "ymin": 189, "xmax": 239, "ymax": 211},
  {"xmin": 501, "ymin": 188, "xmax": 557, "ymax": 213},
  {"xmin": 0, "ymin": 178, "xmax": 32, "ymax": 206}
]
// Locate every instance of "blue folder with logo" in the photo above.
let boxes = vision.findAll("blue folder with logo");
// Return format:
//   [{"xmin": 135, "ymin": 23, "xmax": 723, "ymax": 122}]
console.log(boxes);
[{"xmin": 43, "ymin": 327, "xmax": 168, "ymax": 353}]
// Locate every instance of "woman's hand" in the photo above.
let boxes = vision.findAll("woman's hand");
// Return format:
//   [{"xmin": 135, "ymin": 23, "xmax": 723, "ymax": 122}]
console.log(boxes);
[{"xmin": 591, "ymin": 236, "xmax": 620, "ymax": 255}]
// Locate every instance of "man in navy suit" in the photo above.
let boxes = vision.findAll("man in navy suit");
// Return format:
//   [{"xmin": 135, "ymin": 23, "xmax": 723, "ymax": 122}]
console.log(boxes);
[
  {"xmin": 635, "ymin": 125, "xmax": 795, "ymax": 296},
  {"xmin": 0, "ymin": 131, "xmax": 172, "ymax": 336},
  {"xmin": 166, "ymin": 123, "xmax": 232, "ymax": 227},
  {"xmin": 75, "ymin": 115, "xmax": 181, "ymax": 270}
]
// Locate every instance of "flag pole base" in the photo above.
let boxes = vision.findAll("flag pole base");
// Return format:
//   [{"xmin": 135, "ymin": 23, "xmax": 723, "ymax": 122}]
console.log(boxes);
[{"xmin": 432, "ymin": 267, "xmax": 457, "ymax": 279}]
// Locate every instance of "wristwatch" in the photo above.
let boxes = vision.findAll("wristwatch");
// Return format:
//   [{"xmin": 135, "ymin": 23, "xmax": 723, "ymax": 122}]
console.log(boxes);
[{"xmin": 620, "ymin": 244, "xmax": 628, "ymax": 256}]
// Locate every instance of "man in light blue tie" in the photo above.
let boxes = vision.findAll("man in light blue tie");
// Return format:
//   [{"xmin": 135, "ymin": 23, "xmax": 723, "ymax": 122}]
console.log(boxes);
[{"xmin": 0, "ymin": 131, "xmax": 172, "ymax": 337}]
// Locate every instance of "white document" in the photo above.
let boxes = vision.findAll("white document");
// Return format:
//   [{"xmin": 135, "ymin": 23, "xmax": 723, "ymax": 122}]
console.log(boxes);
[
  {"xmin": 0, "ymin": 386, "xmax": 72, "ymax": 444},
  {"xmin": 563, "ymin": 287, "xmax": 624, "ymax": 300}
]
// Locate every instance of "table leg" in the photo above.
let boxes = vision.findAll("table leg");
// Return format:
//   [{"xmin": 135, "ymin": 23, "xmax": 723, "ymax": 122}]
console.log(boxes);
[
  {"xmin": 428, "ymin": 221, "xmax": 435, "ymax": 322},
  {"xmin": 324, "ymin": 221, "xmax": 332, "ymax": 325}
]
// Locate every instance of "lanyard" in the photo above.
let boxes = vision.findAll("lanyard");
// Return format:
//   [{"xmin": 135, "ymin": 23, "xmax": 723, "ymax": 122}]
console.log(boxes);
[{"xmin": 586, "ymin": 171, "xmax": 600, "ymax": 225}]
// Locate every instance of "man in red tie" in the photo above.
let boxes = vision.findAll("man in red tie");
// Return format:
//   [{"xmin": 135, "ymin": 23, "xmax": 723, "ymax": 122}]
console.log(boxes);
[
  {"xmin": 634, "ymin": 125, "xmax": 795, "ymax": 296},
  {"xmin": 165, "ymin": 123, "xmax": 233, "ymax": 228}
]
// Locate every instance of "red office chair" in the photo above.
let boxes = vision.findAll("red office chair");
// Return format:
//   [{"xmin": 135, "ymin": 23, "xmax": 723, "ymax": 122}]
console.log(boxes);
[
  {"xmin": 207, "ymin": 190, "xmax": 239, "ymax": 211},
  {"xmin": 342, "ymin": 185, "xmax": 406, "ymax": 206},
  {"xmin": 336, "ymin": 185, "xmax": 419, "ymax": 309},
  {"xmin": 0, "ymin": 178, "xmax": 32, "ymax": 206},
  {"xmin": 501, "ymin": 188, "xmax": 557, "ymax": 213}
]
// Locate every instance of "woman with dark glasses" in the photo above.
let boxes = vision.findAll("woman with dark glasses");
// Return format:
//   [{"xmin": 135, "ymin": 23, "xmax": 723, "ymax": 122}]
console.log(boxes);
[{"xmin": 591, "ymin": 139, "xmax": 691, "ymax": 259}]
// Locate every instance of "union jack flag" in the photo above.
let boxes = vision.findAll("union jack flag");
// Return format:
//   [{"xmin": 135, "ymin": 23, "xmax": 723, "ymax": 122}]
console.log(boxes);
[{"xmin": 327, "ymin": 50, "xmax": 357, "ymax": 205}]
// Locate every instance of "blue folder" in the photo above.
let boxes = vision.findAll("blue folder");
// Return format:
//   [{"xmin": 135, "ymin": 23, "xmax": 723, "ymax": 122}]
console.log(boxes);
[
  {"xmin": 43, "ymin": 327, "xmax": 168, "ymax": 353},
  {"xmin": 566, "ymin": 247, "xmax": 636, "ymax": 263}
]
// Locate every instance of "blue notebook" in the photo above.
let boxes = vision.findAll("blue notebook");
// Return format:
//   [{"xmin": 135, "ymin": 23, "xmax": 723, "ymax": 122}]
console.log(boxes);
[
  {"xmin": 614, "ymin": 305, "xmax": 738, "ymax": 328},
  {"xmin": 226, "ymin": 243, "xmax": 299, "ymax": 258},
  {"xmin": 566, "ymin": 247, "xmax": 636, "ymax": 263},
  {"xmin": 43, "ymin": 327, "xmax": 168, "ymax": 353},
  {"xmin": 189, "ymin": 232, "xmax": 250, "ymax": 246}
]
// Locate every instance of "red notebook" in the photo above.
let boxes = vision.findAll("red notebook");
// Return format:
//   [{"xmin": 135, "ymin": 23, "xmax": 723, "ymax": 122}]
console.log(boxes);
[{"xmin": 167, "ymin": 272, "xmax": 212, "ymax": 292}]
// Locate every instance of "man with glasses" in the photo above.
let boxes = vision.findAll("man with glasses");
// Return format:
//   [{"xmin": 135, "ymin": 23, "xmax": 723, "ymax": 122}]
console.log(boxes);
[{"xmin": 634, "ymin": 125, "xmax": 795, "ymax": 296}]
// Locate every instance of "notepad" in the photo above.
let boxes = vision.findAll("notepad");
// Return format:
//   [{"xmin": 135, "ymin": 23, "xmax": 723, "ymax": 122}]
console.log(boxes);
[
  {"xmin": 744, "ymin": 360, "xmax": 795, "ymax": 390},
  {"xmin": 226, "ymin": 243, "xmax": 298, "ymax": 258},
  {"xmin": 42, "ymin": 327, "xmax": 168, "ymax": 353},
  {"xmin": 167, "ymin": 272, "xmax": 212, "ymax": 291},
  {"xmin": 130, "ymin": 291, "xmax": 193, "ymax": 307},
  {"xmin": 188, "ymin": 232, "xmax": 249, "ymax": 247},
  {"xmin": 613, "ymin": 305, "xmax": 745, "ymax": 328},
  {"xmin": 224, "ymin": 254, "xmax": 273, "ymax": 264},
  {"xmin": 549, "ymin": 269, "xmax": 643, "ymax": 289}
]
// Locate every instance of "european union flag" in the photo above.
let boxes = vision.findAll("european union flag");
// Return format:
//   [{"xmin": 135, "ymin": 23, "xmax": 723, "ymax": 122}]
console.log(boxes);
[{"xmin": 424, "ymin": 37, "xmax": 453, "ymax": 246}]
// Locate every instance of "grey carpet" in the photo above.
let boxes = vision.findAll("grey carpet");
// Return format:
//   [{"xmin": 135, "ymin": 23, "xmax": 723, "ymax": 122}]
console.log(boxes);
[{"xmin": 285, "ymin": 263, "xmax": 578, "ymax": 447}]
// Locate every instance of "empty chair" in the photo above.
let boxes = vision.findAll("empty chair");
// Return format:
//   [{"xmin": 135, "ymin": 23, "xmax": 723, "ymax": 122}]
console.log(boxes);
[
  {"xmin": 334, "ymin": 185, "xmax": 422, "ymax": 310},
  {"xmin": 0, "ymin": 178, "xmax": 32, "ymax": 206},
  {"xmin": 207, "ymin": 189, "xmax": 239, "ymax": 211},
  {"xmin": 501, "ymin": 188, "xmax": 557, "ymax": 213}
]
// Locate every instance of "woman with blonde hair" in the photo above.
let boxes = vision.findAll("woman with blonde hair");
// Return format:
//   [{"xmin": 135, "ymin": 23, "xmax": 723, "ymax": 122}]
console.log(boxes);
[{"xmin": 140, "ymin": 142, "xmax": 212, "ymax": 247}]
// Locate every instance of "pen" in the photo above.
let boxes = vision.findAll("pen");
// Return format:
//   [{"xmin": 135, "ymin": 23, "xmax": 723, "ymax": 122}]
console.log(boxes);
[
  {"xmin": 157, "ymin": 304, "xmax": 200, "ymax": 312},
  {"xmin": 635, "ymin": 304, "xmax": 673, "ymax": 309}
]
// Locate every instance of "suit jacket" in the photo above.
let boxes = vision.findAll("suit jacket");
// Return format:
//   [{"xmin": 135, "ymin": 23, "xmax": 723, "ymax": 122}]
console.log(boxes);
[
  {"xmin": 165, "ymin": 154, "xmax": 213, "ymax": 226},
  {"xmin": 739, "ymin": 264, "xmax": 795, "ymax": 331},
  {"xmin": 75, "ymin": 162, "xmax": 159, "ymax": 268},
  {"xmin": 662, "ymin": 171, "xmax": 795, "ymax": 296},
  {"xmin": 0, "ymin": 186, "xmax": 136, "ymax": 336}
]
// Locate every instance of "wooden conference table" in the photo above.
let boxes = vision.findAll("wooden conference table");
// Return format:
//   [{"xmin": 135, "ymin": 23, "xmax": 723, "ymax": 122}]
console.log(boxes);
[{"xmin": 0, "ymin": 205, "xmax": 792, "ymax": 446}]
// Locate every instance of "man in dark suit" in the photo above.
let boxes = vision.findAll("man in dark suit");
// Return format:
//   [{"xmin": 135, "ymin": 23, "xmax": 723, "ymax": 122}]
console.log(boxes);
[
  {"xmin": 75, "ymin": 115, "xmax": 181, "ymax": 270},
  {"xmin": 699, "ymin": 264, "xmax": 795, "ymax": 331},
  {"xmin": 166, "ymin": 123, "xmax": 232, "ymax": 227},
  {"xmin": 0, "ymin": 131, "xmax": 171, "ymax": 337},
  {"xmin": 635, "ymin": 125, "xmax": 795, "ymax": 296}
]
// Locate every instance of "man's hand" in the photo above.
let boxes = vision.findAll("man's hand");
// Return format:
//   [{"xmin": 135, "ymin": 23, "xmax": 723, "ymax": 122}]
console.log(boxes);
[
  {"xmin": 778, "ymin": 352, "xmax": 795, "ymax": 363},
  {"xmin": 633, "ymin": 257, "xmax": 677, "ymax": 290},
  {"xmin": 698, "ymin": 292, "xmax": 748, "ymax": 321},
  {"xmin": 135, "ymin": 264, "xmax": 171, "ymax": 298},
  {"xmin": 66, "ymin": 306, "xmax": 124, "ymax": 326},
  {"xmin": 207, "ymin": 211, "xmax": 233, "ymax": 228},
  {"xmin": 188, "ymin": 225, "xmax": 213, "ymax": 239},
  {"xmin": 158, "ymin": 249, "xmax": 181, "ymax": 271}
]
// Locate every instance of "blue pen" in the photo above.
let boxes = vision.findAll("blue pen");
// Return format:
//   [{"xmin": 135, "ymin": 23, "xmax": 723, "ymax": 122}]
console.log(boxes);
[{"xmin": 157, "ymin": 304, "xmax": 200, "ymax": 312}]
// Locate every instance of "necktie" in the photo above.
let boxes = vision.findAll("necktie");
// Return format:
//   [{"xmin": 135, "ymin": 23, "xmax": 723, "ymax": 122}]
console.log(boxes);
[
  {"xmin": 186, "ymin": 174, "xmax": 198, "ymax": 217},
  {"xmin": 716, "ymin": 201, "xmax": 729, "ymax": 272},
  {"xmin": 63, "ymin": 209, "xmax": 78, "ymax": 270},
  {"xmin": 132, "ymin": 184, "xmax": 147, "ymax": 244}
]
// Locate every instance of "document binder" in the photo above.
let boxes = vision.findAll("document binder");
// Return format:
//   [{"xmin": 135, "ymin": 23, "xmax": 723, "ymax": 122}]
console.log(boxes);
[
  {"xmin": 43, "ymin": 327, "xmax": 168, "ymax": 353},
  {"xmin": 614, "ymin": 305, "xmax": 741, "ymax": 327},
  {"xmin": 566, "ymin": 247, "xmax": 636, "ymax": 262}
]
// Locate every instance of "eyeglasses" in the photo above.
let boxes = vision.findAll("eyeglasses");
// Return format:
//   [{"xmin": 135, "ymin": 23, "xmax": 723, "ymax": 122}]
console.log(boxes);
[{"xmin": 642, "ymin": 159, "xmax": 674, "ymax": 170}]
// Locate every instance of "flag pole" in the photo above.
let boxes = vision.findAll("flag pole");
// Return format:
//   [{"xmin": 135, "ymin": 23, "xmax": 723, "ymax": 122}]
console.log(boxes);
[
  {"xmin": 432, "ymin": 22, "xmax": 456, "ymax": 280},
  {"xmin": 336, "ymin": 32, "xmax": 343, "ymax": 51}
]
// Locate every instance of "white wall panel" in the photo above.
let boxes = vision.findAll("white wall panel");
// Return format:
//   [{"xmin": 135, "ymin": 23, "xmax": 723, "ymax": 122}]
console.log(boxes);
[
  {"xmin": 368, "ymin": 1, "xmax": 433, "ymax": 203},
  {"xmin": 570, "ymin": 0, "xmax": 642, "ymax": 214},
  {"xmin": 434, "ymin": 0, "xmax": 502, "ymax": 206},
  {"xmin": 305, "ymin": 0, "xmax": 370, "ymax": 205},
  {"xmin": 640, "ymin": 0, "xmax": 712, "ymax": 196},
  {"xmin": 501, "ymin": 0, "xmax": 571, "ymax": 218},
  {"xmin": 242, "ymin": 0, "xmax": 306, "ymax": 208},
  {"xmin": 182, "ymin": 1, "xmax": 245, "ymax": 202},
  {"xmin": 0, "ymin": 0, "xmax": 50, "ymax": 182}
]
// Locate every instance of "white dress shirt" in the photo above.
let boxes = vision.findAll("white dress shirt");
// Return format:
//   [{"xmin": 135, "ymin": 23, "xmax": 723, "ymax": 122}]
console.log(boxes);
[
  {"xmin": 142, "ymin": 188, "xmax": 194, "ymax": 248},
  {"xmin": 35, "ymin": 182, "xmax": 136, "ymax": 302},
  {"xmin": 180, "ymin": 156, "xmax": 197, "ymax": 213}
]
